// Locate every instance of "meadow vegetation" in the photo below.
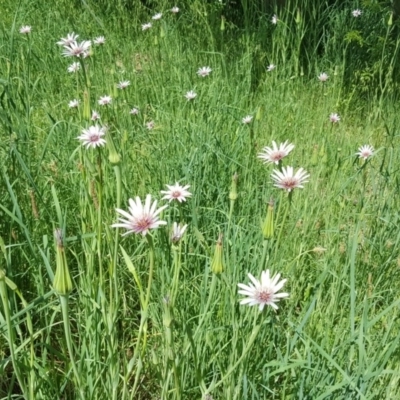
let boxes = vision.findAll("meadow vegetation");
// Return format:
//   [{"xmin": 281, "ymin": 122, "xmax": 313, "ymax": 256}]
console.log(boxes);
[{"xmin": 1, "ymin": 0, "xmax": 400, "ymax": 399}]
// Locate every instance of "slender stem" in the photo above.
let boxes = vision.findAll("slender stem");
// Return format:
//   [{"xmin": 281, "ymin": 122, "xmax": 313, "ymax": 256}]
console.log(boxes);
[
  {"xmin": 194, "ymin": 273, "xmax": 218, "ymax": 339},
  {"xmin": 0, "ymin": 278, "xmax": 27, "ymax": 396},
  {"xmin": 97, "ymin": 150, "xmax": 103, "ymax": 285},
  {"xmin": 130, "ymin": 234, "xmax": 155, "ymax": 398},
  {"xmin": 275, "ymin": 195, "xmax": 290, "ymax": 252},
  {"xmin": 59, "ymin": 295, "xmax": 83, "ymax": 399}
]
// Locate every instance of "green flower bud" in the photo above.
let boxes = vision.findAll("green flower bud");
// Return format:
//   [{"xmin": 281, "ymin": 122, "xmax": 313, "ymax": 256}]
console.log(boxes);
[
  {"xmin": 262, "ymin": 200, "xmax": 274, "ymax": 239},
  {"xmin": 106, "ymin": 132, "xmax": 121, "ymax": 165},
  {"xmin": 211, "ymin": 233, "xmax": 224, "ymax": 274},
  {"xmin": 229, "ymin": 172, "xmax": 238, "ymax": 201},
  {"xmin": 53, "ymin": 229, "xmax": 73, "ymax": 296}
]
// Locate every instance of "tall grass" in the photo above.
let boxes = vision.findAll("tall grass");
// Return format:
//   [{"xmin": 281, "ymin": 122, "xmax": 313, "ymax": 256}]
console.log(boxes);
[{"xmin": 1, "ymin": 0, "xmax": 400, "ymax": 399}]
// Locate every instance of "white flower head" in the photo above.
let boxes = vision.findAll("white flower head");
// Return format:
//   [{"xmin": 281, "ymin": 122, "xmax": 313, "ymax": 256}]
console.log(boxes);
[
  {"xmin": 267, "ymin": 64, "xmax": 276, "ymax": 72},
  {"xmin": 68, "ymin": 99, "xmax": 79, "ymax": 108},
  {"xmin": 197, "ymin": 66, "xmax": 212, "ymax": 77},
  {"xmin": 67, "ymin": 62, "xmax": 80, "ymax": 73},
  {"xmin": 352, "ymin": 9, "xmax": 362, "ymax": 17},
  {"xmin": 171, "ymin": 222, "xmax": 188, "ymax": 243},
  {"xmin": 356, "ymin": 145, "xmax": 374, "ymax": 160},
  {"xmin": 117, "ymin": 80, "xmax": 130, "ymax": 89},
  {"xmin": 152, "ymin": 13, "xmax": 163, "ymax": 20},
  {"xmin": 77, "ymin": 125, "xmax": 106, "ymax": 149},
  {"xmin": 91, "ymin": 110, "xmax": 100, "ymax": 121},
  {"xmin": 242, "ymin": 115, "xmax": 253, "ymax": 124},
  {"xmin": 112, "ymin": 195, "xmax": 168, "ymax": 236},
  {"xmin": 57, "ymin": 33, "xmax": 79, "ymax": 46},
  {"xmin": 171, "ymin": 6, "xmax": 180, "ymax": 13},
  {"xmin": 238, "ymin": 270, "xmax": 289, "ymax": 311},
  {"xmin": 271, "ymin": 15, "xmax": 278, "ymax": 24},
  {"xmin": 271, "ymin": 166, "xmax": 309, "ymax": 192},
  {"xmin": 318, "ymin": 72, "xmax": 329, "ymax": 82},
  {"xmin": 94, "ymin": 36, "xmax": 105, "ymax": 45},
  {"xmin": 258, "ymin": 140, "xmax": 294, "ymax": 164},
  {"xmin": 19, "ymin": 26, "xmax": 31, "ymax": 34},
  {"xmin": 185, "ymin": 90, "xmax": 197, "ymax": 100},
  {"xmin": 62, "ymin": 40, "xmax": 91, "ymax": 57},
  {"xmin": 98, "ymin": 95, "xmax": 112, "ymax": 106},
  {"xmin": 142, "ymin": 23, "xmax": 152, "ymax": 31},
  {"xmin": 146, "ymin": 120, "xmax": 155, "ymax": 130},
  {"xmin": 161, "ymin": 182, "xmax": 192, "ymax": 203},
  {"xmin": 130, "ymin": 107, "xmax": 139, "ymax": 115},
  {"xmin": 329, "ymin": 113, "xmax": 340, "ymax": 123}
]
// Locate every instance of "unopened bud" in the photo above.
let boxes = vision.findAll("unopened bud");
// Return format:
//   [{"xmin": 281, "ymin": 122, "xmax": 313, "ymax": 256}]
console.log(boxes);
[
  {"xmin": 229, "ymin": 172, "xmax": 238, "ymax": 201},
  {"xmin": 53, "ymin": 229, "xmax": 73, "ymax": 296},
  {"xmin": 311, "ymin": 145, "xmax": 319, "ymax": 166},
  {"xmin": 262, "ymin": 199, "xmax": 274, "ymax": 239},
  {"xmin": 220, "ymin": 16, "xmax": 225, "ymax": 31},
  {"xmin": 211, "ymin": 233, "xmax": 224, "ymax": 274},
  {"xmin": 388, "ymin": 12, "xmax": 393, "ymax": 26},
  {"xmin": 106, "ymin": 132, "xmax": 121, "ymax": 165}
]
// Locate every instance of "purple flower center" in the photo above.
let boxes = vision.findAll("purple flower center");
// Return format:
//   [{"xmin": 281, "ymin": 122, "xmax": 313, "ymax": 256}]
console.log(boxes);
[{"xmin": 256, "ymin": 289, "xmax": 273, "ymax": 303}]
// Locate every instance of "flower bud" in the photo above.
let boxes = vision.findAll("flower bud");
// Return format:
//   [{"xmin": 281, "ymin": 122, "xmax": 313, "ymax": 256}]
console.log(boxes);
[
  {"xmin": 262, "ymin": 200, "xmax": 274, "ymax": 239},
  {"xmin": 211, "ymin": 233, "xmax": 224, "ymax": 274},
  {"xmin": 106, "ymin": 132, "xmax": 121, "ymax": 165},
  {"xmin": 229, "ymin": 172, "xmax": 238, "ymax": 201},
  {"xmin": 388, "ymin": 12, "xmax": 393, "ymax": 26},
  {"xmin": 311, "ymin": 145, "xmax": 319, "ymax": 166},
  {"xmin": 53, "ymin": 229, "xmax": 73, "ymax": 296},
  {"xmin": 220, "ymin": 16, "xmax": 225, "ymax": 31}
]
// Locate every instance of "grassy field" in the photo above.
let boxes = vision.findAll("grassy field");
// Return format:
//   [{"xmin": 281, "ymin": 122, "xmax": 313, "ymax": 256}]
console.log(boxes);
[{"xmin": 1, "ymin": 1, "xmax": 400, "ymax": 399}]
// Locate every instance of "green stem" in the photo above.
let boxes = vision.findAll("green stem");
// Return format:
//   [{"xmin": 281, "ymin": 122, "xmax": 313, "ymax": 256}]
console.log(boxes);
[
  {"xmin": 130, "ymin": 234, "xmax": 155, "ymax": 398},
  {"xmin": 170, "ymin": 243, "xmax": 181, "ymax": 306},
  {"xmin": 194, "ymin": 273, "xmax": 218, "ymax": 339},
  {"xmin": 59, "ymin": 295, "xmax": 83, "ymax": 399},
  {"xmin": 275, "ymin": 194, "xmax": 290, "ymax": 252},
  {"xmin": 0, "ymin": 277, "xmax": 27, "ymax": 396}
]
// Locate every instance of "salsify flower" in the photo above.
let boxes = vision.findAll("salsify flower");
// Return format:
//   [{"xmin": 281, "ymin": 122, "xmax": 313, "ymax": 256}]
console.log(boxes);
[
  {"xmin": 130, "ymin": 107, "xmax": 139, "ymax": 115},
  {"xmin": 242, "ymin": 115, "xmax": 253, "ymax": 124},
  {"xmin": 356, "ymin": 145, "xmax": 374, "ymax": 160},
  {"xmin": 197, "ymin": 66, "xmax": 212, "ymax": 77},
  {"xmin": 68, "ymin": 99, "xmax": 79, "ymax": 108},
  {"xmin": 271, "ymin": 166, "xmax": 309, "ymax": 192},
  {"xmin": 67, "ymin": 62, "xmax": 80, "ymax": 73},
  {"xmin": 20, "ymin": 26, "xmax": 31, "ymax": 34},
  {"xmin": 258, "ymin": 140, "xmax": 294, "ymax": 164},
  {"xmin": 152, "ymin": 13, "xmax": 162, "ymax": 20},
  {"xmin": 94, "ymin": 36, "xmax": 105, "ymax": 45},
  {"xmin": 271, "ymin": 15, "xmax": 278, "ymax": 24},
  {"xmin": 98, "ymin": 95, "xmax": 112, "ymax": 106},
  {"xmin": 112, "ymin": 195, "xmax": 168, "ymax": 236},
  {"xmin": 142, "ymin": 23, "xmax": 152, "ymax": 31},
  {"xmin": 117, "ymin": 80, "xmax": 130, "ymax": 89},
  {"xmin": 267, "ymin": 64, "xmax": 276, "ymax": 72},
  {"xmin": 238, "ymin": 269, "xmax": 289, "ymax": 311},
  {"xmin": 161, "ymin": 182, "xmax": 192, "ymax": 202},
  {"xmin": 171, "ymin": 222, "xmax": 188, "ymax": 243},
  {"xmin": 329, "ymin": 113, "xmax": 340, "ymax": 123},
  {"xmin": 171, "ymin": 6, "xmax": 179, "ymax": 13},
  {"xmin": 62, "ymin": 40, "xmax": 91, "ymax": 57},
  {"xmin": 57, "ymin": 33, "xmax": 79, "ymax": 46},
  {"xmin": 185, "ymin": 90, "xmax": 197, "ymax": 100},
  {"xmin": 77, "ymin": 125, "xmax": 106, "ymax": 149},
  {"xmin": 352, "ymin": 9, "xmax": 362, "ymax": 17},
  {"xmin": 318, "ymin": 72, "xmax": 329, "ymax": 82},
  {"xmin": 91, "ymin": 110, "xmax": 100, "ymax": 121},
  {"xmin": 146, "ymin": 121, "xmax": 155, "ymax": 130}
]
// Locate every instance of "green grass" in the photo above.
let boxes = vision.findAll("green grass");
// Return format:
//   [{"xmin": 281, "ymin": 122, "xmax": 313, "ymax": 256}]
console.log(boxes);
[{"xmin": 1, "ymin": 1, "xmax": 400, "ymax": 399}]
